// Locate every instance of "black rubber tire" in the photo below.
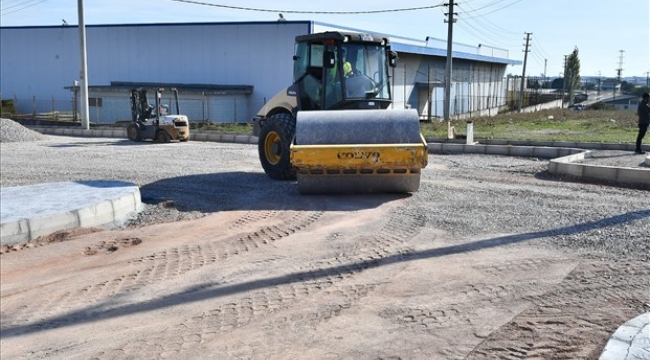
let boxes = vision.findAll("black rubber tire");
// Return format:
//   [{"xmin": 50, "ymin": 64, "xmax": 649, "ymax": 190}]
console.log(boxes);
[
  {"xmin": 258, "ymin": 112, "xmax": 297, "ymax": 180},
  {"xmin": 127, "ymin": 124, "xmax": 141, "ymax": 142},
  {"xmin": 156, "ymin": 130, "xmax": 171, "ymax": 143}
]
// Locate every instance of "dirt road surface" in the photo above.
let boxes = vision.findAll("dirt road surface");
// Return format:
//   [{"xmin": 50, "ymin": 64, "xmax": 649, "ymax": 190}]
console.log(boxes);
[{"xmin": 1, "ymin": 136, "xmax": 648, "ymax": 359}]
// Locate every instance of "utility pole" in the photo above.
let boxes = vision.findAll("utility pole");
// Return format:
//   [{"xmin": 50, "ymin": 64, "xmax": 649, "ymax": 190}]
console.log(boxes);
[
  {"xmin": 518, "ymin": 32, "xmax": 531, "ymax": 112},
  {"xmin": 597, "ymin": 70, "xmax": 601, "ymax": 98},
  {"xmin": 562, "ymin": 55, "xmax": 568, "ymax": 108},
  {"xmin": 77, "ymin": 0, "xmax": 89, "ymax": 129},
  {"xmin": 443, "ymin": 0, "xmax": 456, "ymax": 138},
  {"xmin": 543, "ymin": 58, "xmax": 547, "ymax": 88},
  {"xmin": 616, "ymin": 50, "xmax": 624, "ymax": 82},
  {"xmin": 614, "ymin": 50, "xmax": 624, "ymax": 101}
]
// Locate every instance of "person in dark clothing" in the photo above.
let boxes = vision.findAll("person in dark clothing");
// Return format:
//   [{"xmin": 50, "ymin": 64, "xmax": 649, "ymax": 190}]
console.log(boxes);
[{"xmin": 636, "ymin": 93, "xmax": 650, "ymax": 154}]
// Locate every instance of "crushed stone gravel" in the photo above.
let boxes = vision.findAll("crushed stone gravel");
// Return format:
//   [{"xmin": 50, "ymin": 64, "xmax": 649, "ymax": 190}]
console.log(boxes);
[
  {"xmin": 0, "ymin": 118, "xmax": 48, "ymax": 143},
  {"xmin": 0, "ymin": 128, "xmax": 648, "ymax": 262}
]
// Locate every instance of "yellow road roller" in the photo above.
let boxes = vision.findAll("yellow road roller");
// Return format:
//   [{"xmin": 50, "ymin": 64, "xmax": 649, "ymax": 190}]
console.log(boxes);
[{"xmin": 253, "ymin": 31, "xmax": 428, "ymax": 194}]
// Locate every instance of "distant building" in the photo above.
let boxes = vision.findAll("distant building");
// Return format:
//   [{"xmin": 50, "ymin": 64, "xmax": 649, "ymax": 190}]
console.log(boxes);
[
  {"xmin": 602, "ymin": 94, "xmax": 639, "ymax": 111},
  {"xmin": 599, "ymin": 79, "xmax": 622, "ymax": 91},
  {"xmin": 1, "ymin": 21, "xmax": 520, "ymax": 124}
]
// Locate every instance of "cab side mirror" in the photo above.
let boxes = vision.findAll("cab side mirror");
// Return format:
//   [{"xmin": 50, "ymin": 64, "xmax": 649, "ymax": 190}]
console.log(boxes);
[
  {"xmin": 323, "ymin": 51, "xmax": 335, "ymax": 69},
  {"xmin": 389, "ymin": 51, "xmax": 398, "ymax": 68}
]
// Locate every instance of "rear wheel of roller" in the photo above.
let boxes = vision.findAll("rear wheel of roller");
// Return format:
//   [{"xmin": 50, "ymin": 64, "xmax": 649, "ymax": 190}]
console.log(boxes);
[{"xmin": 258, "ymin": 112, "xmax": 297, "ymax": 180}]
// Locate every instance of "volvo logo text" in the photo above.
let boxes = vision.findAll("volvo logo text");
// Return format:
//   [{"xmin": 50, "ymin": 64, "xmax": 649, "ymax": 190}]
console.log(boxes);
[{"xmin": 337, "ymin": 151, "xmax": 380, "ymax": 160}]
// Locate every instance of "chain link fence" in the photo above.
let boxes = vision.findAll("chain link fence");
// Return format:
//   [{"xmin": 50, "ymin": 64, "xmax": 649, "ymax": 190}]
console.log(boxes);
[{"xmin": 1, "ymin": 94, "xmax": 249, "ymax": 125}]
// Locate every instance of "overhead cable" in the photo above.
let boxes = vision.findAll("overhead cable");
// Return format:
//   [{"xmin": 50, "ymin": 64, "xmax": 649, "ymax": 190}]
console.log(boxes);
[{"xmin": 165, "ymin": 0, "xmax": 446, "ymax": 14}]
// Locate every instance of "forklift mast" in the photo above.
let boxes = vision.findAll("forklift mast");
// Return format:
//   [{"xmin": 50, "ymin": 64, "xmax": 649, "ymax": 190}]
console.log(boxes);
[{"xmin": 130, "ymin": 88, "xmax": 161, "ymax": 123}]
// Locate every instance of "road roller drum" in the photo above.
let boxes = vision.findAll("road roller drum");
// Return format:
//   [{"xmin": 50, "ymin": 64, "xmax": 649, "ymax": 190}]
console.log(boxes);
[{"xmin": 291, "ymin": 109, "xmax": 428, "ymax": 194}]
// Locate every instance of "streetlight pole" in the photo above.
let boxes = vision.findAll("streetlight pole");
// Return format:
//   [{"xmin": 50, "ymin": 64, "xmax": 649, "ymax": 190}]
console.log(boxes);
[{"xmin": 77, "ymin": 0, "xmax": 89, "ymax": 129}]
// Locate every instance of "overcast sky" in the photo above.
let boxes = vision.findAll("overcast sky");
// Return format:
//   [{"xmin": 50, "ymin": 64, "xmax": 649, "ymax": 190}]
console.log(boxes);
[{"xmin": 2, "ymin": 0, "xmax": 649, "ymax": 79}]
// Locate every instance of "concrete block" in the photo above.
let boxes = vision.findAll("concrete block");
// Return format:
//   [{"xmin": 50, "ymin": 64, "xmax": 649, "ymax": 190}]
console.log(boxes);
[
  {"xmin": 77, "ymin": 200, "xmax": 115, "ymax": 228},
  {"xmin": 63, "ymin": 128, "xmax": 74, "ymax": 136},
  {"xmin": 560, "ymin": 153, "xmax": 587, "ymax": 163},
  {"xmin": 616, "ymin": 169, "xmax": 650, "ymax": 185},
  {"xmin": 532, "ymin": 147, "xmax": 561, "ymax": 159},
  {"xmin": 53, "ymin": 128, "xmax": 64, "ymax": 135},
  {"xmin": 508, "ymin": 140, "xmax": 530, "ymax": 146},
  {"xmin": 441, "ymin": 143, "xmax": 463, "ymax": 154},
  {"xmin": 235, "ymin": 134, "xmax": 251, "ymax": 144},
  {"xmin": 207, "ymin": 134, "xmax": 222, "ymax": 142},
  {"xmin": 116, "ymin": 129, "xmax": 127, "ymax": 138},
  {"xmin": 557, "ymin": 163, "xmax": 586, "ymax": 177},
  {"xmin": 193, "ymin": 133, "xmax": 208, "ymax": 142},
  {"xmin": 583, "ymin": 166, "xmax": 618, "ymax": 182},
  {"xmin": 507, "ymin": 146, "xmax": 533, "ymax": 157},
  {"xmin": 464, "ymin": 144, "xmax": 486, "ymax": 154},
  {"xmin": 221, "ymin": 134, "xmax": 236, "ymax": 143},
  {"xmin": 440, "ymin": 143, "xmax": 453, "ymax": 153},
  {"xmin": 485, "ymin": 145, "xmax": 510, "ymax": 156},
  {"xmin": 552, "ymin": 141, "xmax": 577, "ymax": 148},
  {"xmin": 111, "ymin": 191, "xmax": 141, "ymax": 215},
  {"xmin": 598, "ymin": 338, "xmax": 631, "ymax": 360},
  {"xmin": 28, "ymin": 211, "xmax": 79, "ymax": 239},
  {"xmin": 0, "ymin": 219, "xmax": 30, "ymax": 245},
  {"xmin": 599, "ymin": 143, "xmax": 627, "ymax": 151},
  {"xmin": 556, "ymin": 148, "xmax": 580, "ymax": 157},
  {"xmin": 427, "ymin": 143, "xmax": 443, "ymax": 153}
]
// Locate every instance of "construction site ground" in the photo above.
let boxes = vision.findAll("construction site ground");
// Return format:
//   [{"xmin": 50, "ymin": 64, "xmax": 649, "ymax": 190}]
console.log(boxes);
[{"xmin": 1, "ymin": 133, "xmax": 648, "ymax": 360}]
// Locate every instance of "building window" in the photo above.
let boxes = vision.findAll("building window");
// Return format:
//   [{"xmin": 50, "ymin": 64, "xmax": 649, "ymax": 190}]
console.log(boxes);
[{"xmin": 89, "ymin": 97, "xmax": 103, "ymax": 107}]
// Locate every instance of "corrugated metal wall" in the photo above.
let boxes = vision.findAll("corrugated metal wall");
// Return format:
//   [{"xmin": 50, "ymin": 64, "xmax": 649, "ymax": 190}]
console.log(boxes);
[
  {"xmin": 2, "ymin": 21, "xmax": 513, "ymax": 123},
  {"xmin": 392, "ymin": 54, "xmax": 508, "ymax": 119},
  {"xmin": 1, "ymin": 22, "xmax": 310, "ymax": 122}
]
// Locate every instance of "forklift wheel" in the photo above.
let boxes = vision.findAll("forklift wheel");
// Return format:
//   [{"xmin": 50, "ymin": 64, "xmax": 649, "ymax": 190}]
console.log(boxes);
[
  {"xmin": 127, "ymin": 124, "xmax": 141, "ymax": 141},
  {"xmin": 156, "ymin": 131, "xmax": 171, "ymax": 143}
]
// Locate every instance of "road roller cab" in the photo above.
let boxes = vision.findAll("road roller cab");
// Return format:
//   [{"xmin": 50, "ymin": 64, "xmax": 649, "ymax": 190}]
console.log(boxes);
[{"xmin": 255, "ymin": 31, "xmax": 428, "ymax": 193}]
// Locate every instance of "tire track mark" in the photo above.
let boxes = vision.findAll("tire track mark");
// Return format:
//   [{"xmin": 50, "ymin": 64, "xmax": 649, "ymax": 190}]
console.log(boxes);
[
  {"xmin": 0, "ymin": 211, "xmax": 323, "ymax": 333},
  {"xmin": 466, "ymin": 259, "xmax": 648, "ymax": 359},
  {"xmin": 88, "ymin": 204, "xmax": 427, "ymax": 359}
]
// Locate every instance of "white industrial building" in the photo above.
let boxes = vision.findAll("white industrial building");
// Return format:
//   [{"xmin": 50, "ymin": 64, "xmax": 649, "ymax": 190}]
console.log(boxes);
[{"xmin": 0, "ymin": 20, "xmax": 519, "ymax": 124}]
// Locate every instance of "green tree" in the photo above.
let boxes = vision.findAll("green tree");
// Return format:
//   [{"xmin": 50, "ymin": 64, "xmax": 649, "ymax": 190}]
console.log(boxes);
[
  {"xmin": 620, "ymin": 81, "xmax": 636, "ymax": 94},
  {"xmin": 631, "ymin": 86, "xmax": 650, "ymax": 97},
  {"xmin": 565, "ymin": 47, "xmax": 581, "ymax": 104}
]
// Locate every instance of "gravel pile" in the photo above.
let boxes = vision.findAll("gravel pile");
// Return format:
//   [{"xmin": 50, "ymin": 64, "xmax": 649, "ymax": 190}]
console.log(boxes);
[
  {"xmin": 0, "ymin": 135, "xmax": 648, "ymax": 261},
  {"xmin": 0, "ymin": 118, "xmax": 47, "ymax": 143}
]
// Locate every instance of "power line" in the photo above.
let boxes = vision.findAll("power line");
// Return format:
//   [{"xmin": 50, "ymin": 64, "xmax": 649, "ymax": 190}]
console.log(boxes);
[
  {"xmin": 1, "ymin": 0, "xmax": 49, "ymax": 15},
  {"xmin": 163, "ymin": 0, "xmax": 446, "ymax": 14},
  {"xmin": 454, "ymin": 21, "xmax": 512, "ymax": 50},
  {"xmin": 456, "ymin": 4, "xmax": 520, "ymax": 42},
  {"xmin": 531, "ymin": 34, "xmax": 551, "ymax": 59},
  {"xmin": 458, "ymin": 0, "xmax": 526, "ymax": 18},
  {"xmin": 1, "ymin": 0, "xmax": 32, "ymax": 5},
  {"xmin": 456, "ymin": 1, "xmax": 521, "ymax": 35}
]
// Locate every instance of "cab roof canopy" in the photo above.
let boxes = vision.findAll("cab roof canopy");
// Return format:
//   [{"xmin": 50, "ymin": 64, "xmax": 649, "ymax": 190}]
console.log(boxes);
[{"xmin": 295, "ymin": 31, "xmax": 389, "ymax": 45}]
